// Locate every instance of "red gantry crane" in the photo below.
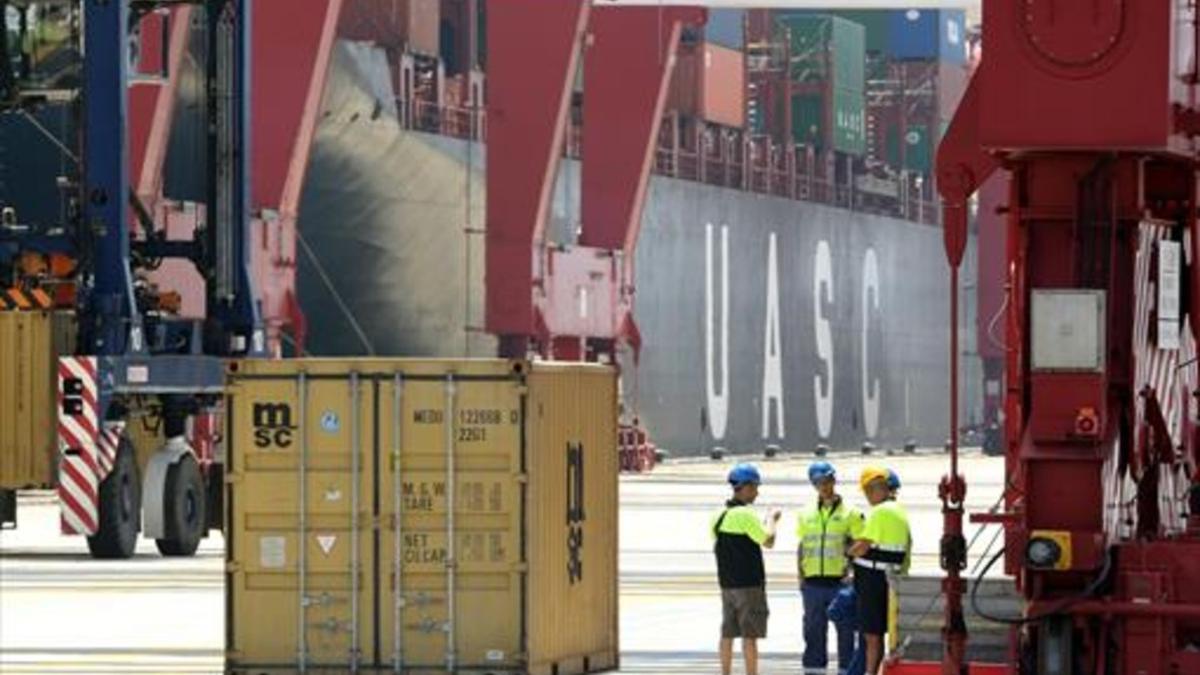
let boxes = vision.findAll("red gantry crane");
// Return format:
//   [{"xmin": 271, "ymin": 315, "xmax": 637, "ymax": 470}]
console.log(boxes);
[
  {"xmin": 939, "ymin": 1, "xmax": 1200, "ymax": 672},
  {"xmin": 494, "ymin": 0, "xmax": 1200, "ymax": 672}
]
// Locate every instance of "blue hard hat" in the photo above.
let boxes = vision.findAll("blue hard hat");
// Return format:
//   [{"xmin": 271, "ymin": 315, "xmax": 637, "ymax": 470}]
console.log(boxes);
[
  {"xmin": 727, "ymin": 462, "xmax": 762, "ymax": 487},
  {"xmin": 808, "ymin": 461, "xmax": 836, "ymax": 485},
  {"xmin": 887, "ymin": 469, "xmax": 901, "ymax": 490}
]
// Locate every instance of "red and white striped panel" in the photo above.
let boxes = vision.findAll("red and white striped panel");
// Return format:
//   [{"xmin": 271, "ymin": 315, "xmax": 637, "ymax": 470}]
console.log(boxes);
[
  {"xmin": 96, "ymin": 424, "xmax": 123, "ymax": 478},
  {"xmin": 57, "ymin": 357, "xmax": 100, "ymax": 536},
  {"xmin": 1170, "ymin": 227, "xmax": 1200, "ymax": 532},
  {"xmin": 1132, "ymin": 222, "xmax": 1194, "ymax": 533},
  {"xmin": 1133, "ymin": 222, "xmax": 1180, "ymax": 430},
  {"xmin": 1177, "ymin": 226, "xmax": 1199, "ymax": 443}
]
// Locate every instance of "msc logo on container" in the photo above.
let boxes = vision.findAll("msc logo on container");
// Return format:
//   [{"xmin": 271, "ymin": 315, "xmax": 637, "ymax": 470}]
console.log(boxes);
[{"xmin": 253, "ymin": 402, "xmax": 297, "ymax": 448}]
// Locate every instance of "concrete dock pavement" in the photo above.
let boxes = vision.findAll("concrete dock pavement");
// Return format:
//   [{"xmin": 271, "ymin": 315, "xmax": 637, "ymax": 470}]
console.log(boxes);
[
  {"xmin": 1, "ymin": 450, "xmax": 1010, "ymax": 674},
  {"xmin": 0, "ymin": 493, "xmax": 224, "ymax": 674}
]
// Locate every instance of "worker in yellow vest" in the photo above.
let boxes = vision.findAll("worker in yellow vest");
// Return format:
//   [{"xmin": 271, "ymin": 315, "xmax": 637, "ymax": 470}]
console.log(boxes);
[
  {"xmin": 883, "ymin": 468, "xmax": 910, "ymax": 654},
  {"xmin": 850, "ymin": 466, "xmax": 912, "ymax": 675},
  {"xmin": 798, "ymin": 461, "xmax": 864, "ymax": 675},
  {"xmin": 713, "ymin": 463, "xmax": 781, "ymax": 675}
]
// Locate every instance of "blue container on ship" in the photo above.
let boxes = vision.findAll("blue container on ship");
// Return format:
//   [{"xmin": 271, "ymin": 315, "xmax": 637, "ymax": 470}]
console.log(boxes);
[
  {"xmin": 887, "ymin": 9, "xmax": 966, "ymax": 63},
  {"xmin": 703, "ymin": 9, "xmax": 745, "ymax": 49}
]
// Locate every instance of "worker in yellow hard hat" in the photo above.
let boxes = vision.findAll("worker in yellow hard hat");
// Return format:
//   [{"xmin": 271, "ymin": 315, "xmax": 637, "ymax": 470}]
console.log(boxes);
[{"xmin": 848, "ymin": 467, "xmax": 911, "ymax": 675}]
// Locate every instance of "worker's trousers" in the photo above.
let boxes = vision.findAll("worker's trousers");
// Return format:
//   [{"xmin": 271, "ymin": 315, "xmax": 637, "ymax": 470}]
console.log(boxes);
[{"xmin": 802, "ymin": 582, "xmax": 856, "ymax": 674}]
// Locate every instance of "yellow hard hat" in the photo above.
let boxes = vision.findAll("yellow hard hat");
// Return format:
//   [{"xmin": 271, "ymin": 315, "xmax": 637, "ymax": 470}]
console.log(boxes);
[{"xmin": 860, "ymin": 466, "xmax": 890, "ymax": 493}]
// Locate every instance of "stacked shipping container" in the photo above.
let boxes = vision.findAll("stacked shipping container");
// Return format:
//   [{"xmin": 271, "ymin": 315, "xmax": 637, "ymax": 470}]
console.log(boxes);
[
  {"xmin": 342, "ymin": 3, "xmax": 972, "ymax": 180},
  {"xmin": 669, "ymin": 9, "xmax": 747, "ymax": 130},
  {"xmin": 669, "ymin": 41, "xmax": 746, "ymax": 130},
  {"xmin": 868, "ymin": 9, "xmax": 969, "ymax": 175},
  {"xmin": 690, "ymin": 8, "xmax": 745, "ymax": 50},
  {"xmin": 735, "ymin": 8, "xmax": 970, "ymax": 179},
  {"xmin": 776, "ymin": 14, "xmax": 865, "ymax": 155},
  {"xmin": 342, "ymin": 3, "xmax": 974, "ymax": 207}
]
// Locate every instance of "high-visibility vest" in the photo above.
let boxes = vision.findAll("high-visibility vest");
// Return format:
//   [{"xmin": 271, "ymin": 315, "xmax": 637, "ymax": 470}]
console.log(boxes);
[
  {"xmin": 712, "ymin": 502, "xmax": 769, "ymax": 588},
  {"xmin": 853, "ymin": 499, "xmax": 911, "ymax": 574},
  {"xmin": 797, "ymin": 498, "xmax": 863, "ymax": 578}
]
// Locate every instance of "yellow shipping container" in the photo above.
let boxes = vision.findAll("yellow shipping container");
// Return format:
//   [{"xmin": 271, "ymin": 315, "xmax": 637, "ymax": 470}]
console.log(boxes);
[
  {"xmin": 225, "ymin": 359, "xmax": 618, "ymax": 674},
  {"xmin": 0, "ymin": 311, "xmax": 74, "ymax": 490}
]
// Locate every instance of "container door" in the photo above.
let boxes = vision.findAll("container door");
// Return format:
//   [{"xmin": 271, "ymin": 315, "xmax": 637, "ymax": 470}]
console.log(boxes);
[
  {"xmin": 227, "ymin": 372, "xmax": 376, "ymax": 671},
  {"xmin": 378, "ymin": 374, "xmax": 524, "ymax": 672},
  {"xmin": 0, "ymin": 311, "xmax": 58, "ymax": 489},
  {"xmin": 524, "ymin": 365, "xmax": 619, "ymax": 673},
  {"xmin": 0, "ymin": 313, "xmax": 16, "ymax": 487}
]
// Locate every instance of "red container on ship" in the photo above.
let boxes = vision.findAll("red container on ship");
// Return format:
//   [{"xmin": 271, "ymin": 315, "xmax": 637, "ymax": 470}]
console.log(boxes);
[{"xmin": 669, "ymin": 41, "xmax": 746, "ymax": 129}]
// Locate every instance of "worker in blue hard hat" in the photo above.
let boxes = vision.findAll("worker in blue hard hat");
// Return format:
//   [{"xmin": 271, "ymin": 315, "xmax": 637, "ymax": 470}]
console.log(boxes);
[
  {"xmin": 797, "ymin": 461, "xmax": 864, "ymax": 675},
  {"xmin": 713, "ymin": 462, "xmax": 781, "ymax": 675}
]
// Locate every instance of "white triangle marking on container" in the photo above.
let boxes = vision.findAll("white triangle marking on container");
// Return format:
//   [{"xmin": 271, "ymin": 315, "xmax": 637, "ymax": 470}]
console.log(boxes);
[{"xmin": 316, "ymin": 534, "xmax": 337, "ymax": 555}]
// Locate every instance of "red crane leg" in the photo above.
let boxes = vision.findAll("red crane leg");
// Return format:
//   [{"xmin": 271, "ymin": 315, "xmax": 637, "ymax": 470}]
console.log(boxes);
[
  {"xmin": 129, "ymin": 8, "xmax": 191, "ymax": 207},
  {"xmin": 570, "ymin": 6, "xmax": 703, "ymax": 362},
  {"xmin": 124, "ymin": 1, "xmax": 342, "ymax": 354},
  {"xmin": 485, "ymin": 0, "xmax": 589, "ymax": 357},
  {"xmin": 127, "ymin": 8, "xmax": 207, "ymax": 321},
  {"xmin": 251, "ymin": 0, "xmax": 345, "ymax": 354},
  {"xmin": 580, "ymin": 5, "xmax": 703, "ymax": 253}
]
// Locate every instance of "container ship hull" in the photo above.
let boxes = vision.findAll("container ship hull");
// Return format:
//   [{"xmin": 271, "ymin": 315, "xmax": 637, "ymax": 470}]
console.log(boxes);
[{"xmin": 297, "ymin": 42, "xmax": 980, "ymax": 456}]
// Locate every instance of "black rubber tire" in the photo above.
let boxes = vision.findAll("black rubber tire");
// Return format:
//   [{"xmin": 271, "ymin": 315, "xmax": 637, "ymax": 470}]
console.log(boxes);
[
  {"xmin": 86, "ymin": 439, "xmax": 142, "ymax": 559},
  {"xmin": 155, "ymin": 455, "xmax": 206, "ymax": 557}
]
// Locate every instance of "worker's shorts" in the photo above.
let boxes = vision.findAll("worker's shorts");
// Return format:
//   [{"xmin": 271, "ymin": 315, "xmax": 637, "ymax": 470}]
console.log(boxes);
[
  {"xmin": 721, "ymin": 586, "xmax": 769, "ymax": 638},
  {"xmin": 854, "ymin": 568, "xmax": 889, "ymax": 636}
]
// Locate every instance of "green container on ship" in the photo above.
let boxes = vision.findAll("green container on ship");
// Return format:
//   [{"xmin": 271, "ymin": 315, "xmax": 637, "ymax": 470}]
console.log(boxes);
[
  {"xmin": 830, "ymin": 10, "xmax": 889, "ymax": 54},
  {"xmin": 776, "ymin": 9, "xmax": 889, "ymax": 55},
  {"xmin": 776, "ymin": 14, "xmax": 865, "ymax": 92},
  {"xmin": 885, "ymin": 122, "xmax": 947, "ymax": 174},
  {"xmin": 791, "ymin": 88, "xmax": 866, "ymax": 156},
  {"xmin": 904, "ymin": 126, "xmax": 932, "ymax": 173}
]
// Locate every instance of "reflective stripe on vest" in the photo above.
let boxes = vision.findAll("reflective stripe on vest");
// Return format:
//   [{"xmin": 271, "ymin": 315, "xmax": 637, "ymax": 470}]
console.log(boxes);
[
  {"xmin": 799, "ymin": 501, "xmax": 855, "ymax": 577},
  {"xmin": 854, "ymin": 558, "xmax": 898, "ymax": 572},
  {"xmin": 857, "ymin": 501, "xmax": 910, "ymax": 573}
]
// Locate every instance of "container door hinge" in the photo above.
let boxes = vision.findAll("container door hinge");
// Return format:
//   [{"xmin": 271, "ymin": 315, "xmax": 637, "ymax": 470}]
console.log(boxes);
[
  {"xmin": 302, "ymin": 592, "xmax": 348, "ymax": 608},
  {"xmin": 310, "ymin": 617, "xmax": 352, "ymax": 634}
]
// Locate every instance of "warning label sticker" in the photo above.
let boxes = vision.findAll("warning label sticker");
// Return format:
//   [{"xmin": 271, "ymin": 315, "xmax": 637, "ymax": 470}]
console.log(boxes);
[
  {"xmin": 260, "ymin": 536, "xmax": 286, "ymax": 568},
  {"xmin": 316, "ymin": 534, "xmax": 337, "ymax": 555}
]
